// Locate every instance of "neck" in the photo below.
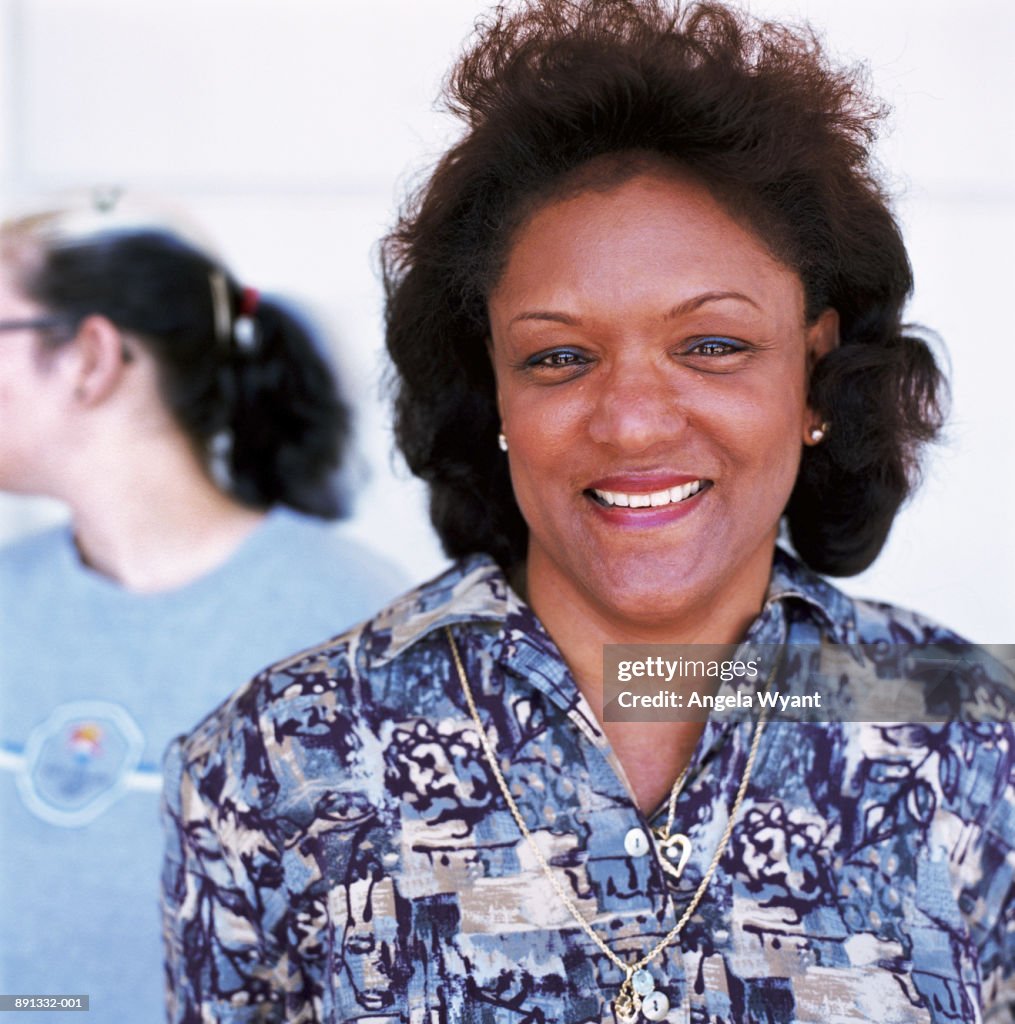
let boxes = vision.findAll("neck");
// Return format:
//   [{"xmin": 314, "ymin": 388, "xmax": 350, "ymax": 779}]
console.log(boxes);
[
  {"xmin": 526, "ymin": 551, "xmax": 771, "ymax": 706},
  {"xmin": 524, "ymin": 545, "xmax": 773, "ymax": 813},
  {"xmin": 60, "ymin": 428, "xmax": 266, "ymax": 593}
]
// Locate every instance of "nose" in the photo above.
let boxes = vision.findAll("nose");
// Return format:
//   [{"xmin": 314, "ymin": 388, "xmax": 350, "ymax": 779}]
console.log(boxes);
[{"xmin": 587, "ymin": 357, "xmax": 690, "ymax": 453}]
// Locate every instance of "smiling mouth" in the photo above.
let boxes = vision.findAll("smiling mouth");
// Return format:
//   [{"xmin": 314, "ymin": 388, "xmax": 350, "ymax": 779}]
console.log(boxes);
[{"xmin": 588, "ymin": 479, "xmax": 710, "ymax": 508}]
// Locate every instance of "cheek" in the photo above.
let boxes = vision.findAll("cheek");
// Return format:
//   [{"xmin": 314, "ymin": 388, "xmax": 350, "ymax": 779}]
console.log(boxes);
[
  {"xmin": 507, "ymin": 418, "xmax": 572, "ymax": 505},
  {"xmin": 696, "ymin": 380, "xmax": 806, "ymax": 479},
  {"xmin": 0, "ymin": 378, "xmax": 25, "ymax": 418},
  {"xmin": 504, "ymin": 384, "xmax": 590, "ymax": 458},
  {"xmin": 502, "ymin": 391, "xmax": 590, "ymax": 520}
]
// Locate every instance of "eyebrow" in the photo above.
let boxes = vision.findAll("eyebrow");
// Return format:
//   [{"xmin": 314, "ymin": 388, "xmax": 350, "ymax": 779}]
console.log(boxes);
[
  {"xmin": 510, "ymin": 310, "xmax": 580, "ymax": 327},
  {"xmin": 508, "ymin": 290, "xmax": 760, "ymax": 328},
  {"xmin": 665, "ymin": 291, "xmax": 761, "ymax": 318}
]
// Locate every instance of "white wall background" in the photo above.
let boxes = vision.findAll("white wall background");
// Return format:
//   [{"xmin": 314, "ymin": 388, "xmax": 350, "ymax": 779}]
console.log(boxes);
[{"xmin": 0, "ymin": 0, "xmax": 1011, "ymax": 641}]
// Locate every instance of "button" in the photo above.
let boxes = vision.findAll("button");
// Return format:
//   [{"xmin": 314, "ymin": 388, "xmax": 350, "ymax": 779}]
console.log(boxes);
[
  {"xmin": 624, "ymin": 828, "xmax": 650, "ymax": 857},
  {"xmin": 642, "ymin": 990, "xmax": 671, "ymax": 1020}
]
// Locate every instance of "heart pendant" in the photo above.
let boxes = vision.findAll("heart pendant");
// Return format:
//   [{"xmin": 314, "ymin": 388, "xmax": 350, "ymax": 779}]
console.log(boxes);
[{"xmin": 655, "ymin": 830, "xmax": 691, "ymax": 879}]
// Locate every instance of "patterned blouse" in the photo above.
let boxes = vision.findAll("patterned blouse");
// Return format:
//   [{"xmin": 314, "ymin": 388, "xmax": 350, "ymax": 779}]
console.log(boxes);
[{"xmin": 162, "ymin": 550, "xmax": 1014, "ymax": 1023}]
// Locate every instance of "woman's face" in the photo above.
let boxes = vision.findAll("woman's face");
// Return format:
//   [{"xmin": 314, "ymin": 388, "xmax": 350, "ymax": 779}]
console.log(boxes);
[{"xmin": 487, "ymin": 170, "xmax": 835, "ymax": 632}]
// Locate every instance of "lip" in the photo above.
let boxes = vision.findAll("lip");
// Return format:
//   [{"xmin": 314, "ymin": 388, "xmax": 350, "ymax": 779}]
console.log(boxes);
[{"xmin": 586, "ymin": 472, "xmax": 704, "ymax": 492}]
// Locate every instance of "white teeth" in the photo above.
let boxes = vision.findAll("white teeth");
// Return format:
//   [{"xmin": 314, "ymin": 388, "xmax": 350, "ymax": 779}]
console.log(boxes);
[
  {"xmin": 593, "ymin": 481, "xmax": 705, "ymax": 508},
  {"xmin": 669, "ymin": 480, "xmax": 701, "ymax": 503}
]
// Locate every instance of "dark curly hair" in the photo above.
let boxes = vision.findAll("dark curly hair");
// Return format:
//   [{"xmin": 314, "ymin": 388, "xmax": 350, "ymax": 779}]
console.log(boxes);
[{"xmin": 383, "ymin": 0, "xmax": 947, "ymax": 576}]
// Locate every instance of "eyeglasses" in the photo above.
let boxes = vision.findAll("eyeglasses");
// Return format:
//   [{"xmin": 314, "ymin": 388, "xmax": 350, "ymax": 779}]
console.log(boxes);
[
  {"xmin": 0, "ymin": 315, "xmax": 133, "ymax": 362},
  {"xmin": 0, "ymin": 316, "xmax": 76, "ymax": 333}
]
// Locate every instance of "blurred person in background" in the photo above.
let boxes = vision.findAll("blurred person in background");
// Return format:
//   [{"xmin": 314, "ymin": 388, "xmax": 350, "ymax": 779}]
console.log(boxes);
[{"xmin": 0, "ymin": 198, "xmax": 406, "ymax": 1021}]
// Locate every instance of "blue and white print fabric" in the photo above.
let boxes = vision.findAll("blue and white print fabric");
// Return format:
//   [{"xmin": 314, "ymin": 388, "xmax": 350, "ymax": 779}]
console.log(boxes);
[{"xmin": 162, "ymin": 551, "xmax": 1014, "ymax": 1023}]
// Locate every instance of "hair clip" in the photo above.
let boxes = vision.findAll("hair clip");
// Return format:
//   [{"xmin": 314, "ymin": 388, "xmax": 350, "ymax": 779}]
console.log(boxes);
[{"xmin": 209, "ymin": 270, "xmax": 232, "ymax": 349}]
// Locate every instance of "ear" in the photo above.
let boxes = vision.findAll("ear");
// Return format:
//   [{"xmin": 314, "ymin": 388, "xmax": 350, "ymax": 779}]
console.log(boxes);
[
  {"xmin": 804, "ymin": 307, "xmax": 838, "ymax": 371},
  {"xmin": 70, "ymin": 315, "xmax": 131, "ymax": 407},
  {"xmin": 802, "ymin": 307, "xmax": 838, "ymax": 445}
]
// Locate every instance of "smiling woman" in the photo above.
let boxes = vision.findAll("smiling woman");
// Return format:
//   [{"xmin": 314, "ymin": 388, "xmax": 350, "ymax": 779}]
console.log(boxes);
[
  {"xmin": 488, "ymin": 168, "xmax": 838, "ymax": 654},
  {"xmin": 162, "ymin": 2, "xmax": 1013, "ymax": 1021}
]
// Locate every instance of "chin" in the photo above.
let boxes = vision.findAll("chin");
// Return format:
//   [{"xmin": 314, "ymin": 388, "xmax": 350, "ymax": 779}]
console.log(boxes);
[
  {"xmin": 583, "ymin": 560, "xmax": 709, "ymax": 625},
  {"xmin": 585, "ymin": 536, "xmax": 774, "ymax": 631}
]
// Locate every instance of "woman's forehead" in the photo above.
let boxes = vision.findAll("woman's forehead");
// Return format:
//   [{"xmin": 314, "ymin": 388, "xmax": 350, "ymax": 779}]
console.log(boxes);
[
  {"xmin": 492, "ymin": 169, "xmax": 805, "ymax": 323},
  {"xmin": 494, "ymin": 154, "xmax": 800, "ymax": 296}
]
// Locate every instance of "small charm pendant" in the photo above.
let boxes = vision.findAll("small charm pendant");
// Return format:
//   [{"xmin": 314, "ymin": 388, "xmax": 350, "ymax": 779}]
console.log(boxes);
[
  {"xmin": 632, "ymin": 969, "xmax": 656, "ymax": 997},
  {"xmin": 655, "ymin": 830, "xmax": 692, "ymax": 880},
  {"xmin": 614, "ymin": 978, "xmax": 642, "ymax": 1024}
]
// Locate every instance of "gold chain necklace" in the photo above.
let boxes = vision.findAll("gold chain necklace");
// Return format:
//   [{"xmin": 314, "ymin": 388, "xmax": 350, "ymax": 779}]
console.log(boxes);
[{"xmin": 446, "ymin": 627, "xmax": 773, "ymax": 1023}]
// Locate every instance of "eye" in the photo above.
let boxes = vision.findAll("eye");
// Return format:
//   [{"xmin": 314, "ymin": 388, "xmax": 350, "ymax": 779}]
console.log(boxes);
[
  {"xmin": 526, "ymin": 348, "xmax": 589, "ymax": 369},
  {"xmin": 517, "ymin": 346, "xmax": 594, "ymax": 385},
  {"xmin": 686, "ymin": 336, "xmax": 746, "ymax": 356}
]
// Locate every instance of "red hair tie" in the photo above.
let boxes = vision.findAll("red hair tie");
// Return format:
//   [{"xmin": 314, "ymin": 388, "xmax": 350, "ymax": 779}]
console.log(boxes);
[{"xmin": 238, "ymin": 287, "xmax": 260, "ymax": 318}]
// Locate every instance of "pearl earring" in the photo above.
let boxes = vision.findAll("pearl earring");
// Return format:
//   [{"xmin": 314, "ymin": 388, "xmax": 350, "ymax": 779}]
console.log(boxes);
[
  {"xmin": 497, "ymin": 432, "xmax": 508, "ymax": 452},
  {"xmin": 809, "ymin": 421, "xmax": 830, "ymax": 443}
]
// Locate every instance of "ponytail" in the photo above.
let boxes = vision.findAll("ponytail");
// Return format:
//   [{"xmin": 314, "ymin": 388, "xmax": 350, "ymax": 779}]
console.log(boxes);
[
  {"xmin": 6, "ymin": 220, "xmax": 351, "ymax": 518},
  {"xmin": 224, "ymin": 296, "xmax": 350, "ymax": 518}
]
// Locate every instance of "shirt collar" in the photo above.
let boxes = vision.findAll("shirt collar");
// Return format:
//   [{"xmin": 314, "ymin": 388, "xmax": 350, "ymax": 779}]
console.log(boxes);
[
  {"xmin": 373, "ymin": 546, "xmax": 857, "ymax": 667},
  {"xmin": 762, "ymin": 546, "xmax": 858, "ymax": 646},
  {"xmin": 371, "ymin": 553, "xmax": 510, "ymax": 666},
  {"xmin": 372, "ymin": 553, "xmax": 591, "ymax": 721}
]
